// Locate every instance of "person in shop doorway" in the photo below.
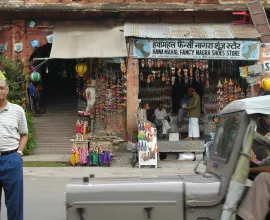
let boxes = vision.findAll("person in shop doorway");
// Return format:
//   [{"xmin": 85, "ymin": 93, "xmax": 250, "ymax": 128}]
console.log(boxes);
[
  {"xmin": 183, "ymin": 87, "xmax": 201, "ymax": 140},
  {"xmin": 0, "ymin": 79, "xmax": 28, "ymax": 220},
  {"xmin": 144, "ymin": 103, "xmax": 155, "ymax": 124},
  {"xmin": 137, "ymin": 102, "xmax": 155, "ymax": 128},
  {"xmin": 154, "ymin": 102, "xmax": 171, "ymax": 139},
  {"xmin": 178, "ymin": 93, "xmax": 191, "ymax": 124}
]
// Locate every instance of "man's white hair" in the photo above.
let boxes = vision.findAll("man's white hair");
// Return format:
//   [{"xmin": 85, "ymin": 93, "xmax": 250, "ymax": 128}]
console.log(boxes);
[{"xmin": 0, "ymin": 79, "xmax": 8, "ymax": 88}]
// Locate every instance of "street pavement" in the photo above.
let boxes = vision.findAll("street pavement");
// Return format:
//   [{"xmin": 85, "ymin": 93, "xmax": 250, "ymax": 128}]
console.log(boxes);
[
  {"xmin": 1, "ymin": 158, "xmax": 205, "ymax": 220},
  {"xmin": 1, "ymin": 176, "xmax": 68, "ymax": 220}
]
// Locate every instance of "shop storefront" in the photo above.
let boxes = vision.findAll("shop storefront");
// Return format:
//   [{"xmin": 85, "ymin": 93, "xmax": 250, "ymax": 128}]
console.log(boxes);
[
  {"xmin": 47, "ymin": 23, "xmax": 128, "ymax": 166},
  {"xmin": 124, "ymin": 22, "xmax": 261, "ymax": 159}
]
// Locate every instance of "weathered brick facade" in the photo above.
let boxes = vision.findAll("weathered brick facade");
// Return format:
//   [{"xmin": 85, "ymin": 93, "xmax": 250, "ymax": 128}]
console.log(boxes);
[{"xmin": 2, "ymin": 0, "xmax": 270, "ymax": 11}]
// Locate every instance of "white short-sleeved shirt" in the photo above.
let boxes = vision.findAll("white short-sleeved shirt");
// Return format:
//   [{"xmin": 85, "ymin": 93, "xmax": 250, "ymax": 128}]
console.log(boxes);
[
  {"xmin": 0, "ymin": 102, "xmax": 28, "ymax": 152},
  {"xmin": 154, "ymin": 108, "xmax": 168, "ymax": 121}
]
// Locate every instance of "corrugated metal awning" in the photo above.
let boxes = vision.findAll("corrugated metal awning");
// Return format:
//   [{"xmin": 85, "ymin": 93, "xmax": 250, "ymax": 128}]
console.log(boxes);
[
  {"xmin": 50, "ymin": 24, "xmax": 127, "ymax": 59},
  {"xmin": 124, "ymin": 23, "xmax": 260, "ymax": 39}
]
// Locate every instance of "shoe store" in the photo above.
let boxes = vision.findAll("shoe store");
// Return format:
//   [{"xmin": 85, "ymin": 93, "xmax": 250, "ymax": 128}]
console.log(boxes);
[{"xmin": 126, "ymin": 23, "xmax": 262, "ymax": 162}]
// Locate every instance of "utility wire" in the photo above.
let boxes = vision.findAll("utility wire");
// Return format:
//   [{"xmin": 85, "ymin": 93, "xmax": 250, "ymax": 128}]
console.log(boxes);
[{"xmin": 8, "ymin": 59, "xmax": 48, "ymax": 86}]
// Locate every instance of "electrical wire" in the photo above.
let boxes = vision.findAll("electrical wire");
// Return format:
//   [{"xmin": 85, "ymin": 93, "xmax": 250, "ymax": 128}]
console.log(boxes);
[{"xmin": 8, "ymin": 59, "xmax": 48, "ymax": 86}]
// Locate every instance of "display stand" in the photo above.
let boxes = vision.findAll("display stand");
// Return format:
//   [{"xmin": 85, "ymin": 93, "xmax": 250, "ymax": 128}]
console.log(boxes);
[
  {"xmin": 70, "ymin": 139, "xmax": 90, "ymax": 149},
  {"xmin": 137, "ymin": 125, "xmax": 158, "ymax": 168}
]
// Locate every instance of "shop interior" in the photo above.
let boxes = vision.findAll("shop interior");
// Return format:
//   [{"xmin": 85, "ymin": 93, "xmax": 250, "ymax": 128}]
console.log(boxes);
[
  {"xmin": 30, "ymin": 46, "xmax": 127, "ymax": 166},
  {"xmin": 138, "ymin": 59, "xmax": 255, "ymax": 139},
  {"xmin": 74, "ymin": 58, "xmax": 127, "ymax": 137},
  {"xmin": 29, "ymin": 45, "xmax": 127, "ymax": 135},
  {"xmin": 70, "ymin": 58, "xmax": 127, "ymax": 167},
  {"xmin": 30, "ymin": 49, "xmax": 127, "ymax": 137}
]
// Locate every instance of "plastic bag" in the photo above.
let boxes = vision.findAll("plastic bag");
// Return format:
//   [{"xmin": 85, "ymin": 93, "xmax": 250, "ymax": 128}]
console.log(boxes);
[{"xmin": 178, "ymin": 153, "xmax": 195, "ymax": 161}]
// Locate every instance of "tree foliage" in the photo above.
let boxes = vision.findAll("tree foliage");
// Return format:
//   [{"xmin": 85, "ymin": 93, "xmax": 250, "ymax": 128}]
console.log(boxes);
[{"xmin": 0, "ymin": 55, "xmax": 22, "ymax": 104}]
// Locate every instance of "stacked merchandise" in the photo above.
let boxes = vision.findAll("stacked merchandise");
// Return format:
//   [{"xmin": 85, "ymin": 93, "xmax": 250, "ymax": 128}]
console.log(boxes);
[
  {"xmin": 139, "ymin": 59, "xmax": 208, "ymax": 88},
  {"xmin": 95, "ymin": 78, "xmax": 106, "ymax": 121},
  {"xmin": 139, "ymin": 59, "xmax": 209, "ymax": 114},
  {"xmin": 94, "ymin": 62, "xmax": 127, "ymax": 136},
  {"xmin": 137, "ymin": 122, "xmax": 158, "ymax": 167},
  {"xmin": 214, "ymin": 78, "xmax": 245, "ymax": 131},
  {"xmin": 75, "ymin": 118, "xmax": 89, "ymax": 140},
  {"xmin": 70, "ymin": 145, "xmax": 112, "ymax": 167}
]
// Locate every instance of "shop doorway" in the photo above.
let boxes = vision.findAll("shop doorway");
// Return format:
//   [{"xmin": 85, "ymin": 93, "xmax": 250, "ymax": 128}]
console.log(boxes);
[{"xmin": 29, "ymin": 44, "xmax": 77, "ymax": 114}]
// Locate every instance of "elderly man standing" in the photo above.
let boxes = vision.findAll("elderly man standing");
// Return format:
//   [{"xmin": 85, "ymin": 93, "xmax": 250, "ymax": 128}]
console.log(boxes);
[
  {"xmin": 0, "ymin": 79, "xmax": 28, "ymax": 220},
  {"xmin": 183, "ymin": 87, "xmax": 201, "ymax": 140}
]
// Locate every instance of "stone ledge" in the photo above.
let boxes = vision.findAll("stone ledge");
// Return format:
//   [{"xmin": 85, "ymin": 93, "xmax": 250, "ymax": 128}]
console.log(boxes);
[{"xmin": 1, "ymin": 3, "xmax": 270, "ymax": 11}]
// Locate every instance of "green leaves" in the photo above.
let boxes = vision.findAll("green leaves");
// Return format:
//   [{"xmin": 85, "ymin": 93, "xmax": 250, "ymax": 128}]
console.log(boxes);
[
  {"xmin": 0, "ymin": 55, "xmax": 22, "ymax": 104},
  {"xmin": 24, "ymin": 112, "xmax": 36, "ymax": 155}
]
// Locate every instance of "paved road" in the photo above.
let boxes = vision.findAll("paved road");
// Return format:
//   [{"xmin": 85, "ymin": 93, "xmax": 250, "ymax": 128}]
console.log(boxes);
[
  {"xmin": 1, "ymin": 159, "xmax": 204, "ymax": 220},
  {"xmin": 1, "ymin": 176, "xmax": 67, "ymax": 220}
]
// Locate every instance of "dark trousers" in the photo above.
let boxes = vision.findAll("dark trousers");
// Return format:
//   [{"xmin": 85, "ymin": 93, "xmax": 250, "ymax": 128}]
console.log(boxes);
[{"xmin": 0, "ymin": 152, "xmax": 23, "ymax": 220}]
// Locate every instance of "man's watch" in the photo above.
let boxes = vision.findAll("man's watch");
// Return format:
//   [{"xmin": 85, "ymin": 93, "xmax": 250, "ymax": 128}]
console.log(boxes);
[{"xmin": 17, "ymin": 150, "xmax": 23, "ymax": 156}]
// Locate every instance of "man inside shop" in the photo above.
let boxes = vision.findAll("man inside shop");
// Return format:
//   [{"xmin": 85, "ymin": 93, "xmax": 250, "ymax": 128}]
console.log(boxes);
[
  {"xmin": 178, "ymin": 93, "xmax": 191, "ymax": 124},
  {"xmin": 183, "ymin": 88, "xmax": 201, "ymax": 140},
  {"xmin": 144, "ymin": 103, "xmax": 155, "ymax": 124},
  {"xmin": 154, "ymin": 102, "xmax": 171, "ymax": 139}
]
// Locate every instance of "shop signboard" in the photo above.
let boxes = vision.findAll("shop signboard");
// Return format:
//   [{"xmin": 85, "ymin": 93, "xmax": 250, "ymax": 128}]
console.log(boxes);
[
  {"xmin": 264, "ymin": 60, "xmax": 270, "ymax": 72},
  {"xmin": 260, "ymin": 43, "xmax": 270, "ymax": 74},
  {"xmin": 132, "ymin": 39, "xmax": 260, "ymax": 60}
]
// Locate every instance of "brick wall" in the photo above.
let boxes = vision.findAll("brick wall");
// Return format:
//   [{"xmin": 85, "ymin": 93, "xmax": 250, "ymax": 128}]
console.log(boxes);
[
  {"xmin": 126, "ymin": 56, "xmax": 139, "ymax": 142},
  {"xmin": 8, "ymin": 0, "xmax": 261, "ymax": 4},
  {"xmin": 0, "ymin": 20, "xmax": 52, "ymax": 62}
]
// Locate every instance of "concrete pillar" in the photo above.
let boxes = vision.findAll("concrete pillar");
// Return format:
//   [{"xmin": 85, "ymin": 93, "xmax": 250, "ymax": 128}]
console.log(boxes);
[{"xmin": 126, "ymin": 56, "xmax": 139, "ymax": 142}]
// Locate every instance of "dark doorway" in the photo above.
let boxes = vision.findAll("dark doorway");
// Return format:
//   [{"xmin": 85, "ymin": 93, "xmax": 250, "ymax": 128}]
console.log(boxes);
[{"xmin": 29, "ymin": 44, "xmax": 77, "ymax": 114}]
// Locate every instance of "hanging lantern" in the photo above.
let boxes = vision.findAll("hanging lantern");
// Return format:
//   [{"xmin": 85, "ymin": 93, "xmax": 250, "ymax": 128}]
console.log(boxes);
[
  {"xmin": 75, "ymin": 63, "xmax": 87, "ymax": 77},
  {"xmin": 30, "ymin": 71, "xmax": 41, "ymax": 82},
  {"xmin": 261, "ymin": 77, "xmax": 270, "ymax": 91}
]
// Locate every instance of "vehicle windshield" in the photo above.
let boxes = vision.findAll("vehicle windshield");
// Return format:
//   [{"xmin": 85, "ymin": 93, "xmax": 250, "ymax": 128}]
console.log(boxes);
[{"xmin": 211, "ymin": 113, "xmax": 242, "ymax": 164}]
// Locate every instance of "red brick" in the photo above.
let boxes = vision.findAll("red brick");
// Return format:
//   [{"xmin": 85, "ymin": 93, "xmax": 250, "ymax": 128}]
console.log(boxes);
[
  {"xmin": 145, "ymin": 0, "xmax": 187, "ymax": 2},
  {"xmin": 126, "ymin": 57, "xmax": 139, "ymax": 142},
  {"xmin": 25, "ymin": 0, "xmax": 73, "ymax": 3},
  {"xmin": 87, "ymin": 0, "xmax": 125, "ymax": 3},
  {"xmin": 195, "ymin": 0, "xmax": 220, "ymax": 3}
]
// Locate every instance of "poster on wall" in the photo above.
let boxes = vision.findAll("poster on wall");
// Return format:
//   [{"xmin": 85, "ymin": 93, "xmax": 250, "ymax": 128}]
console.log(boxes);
[
  {"xmin": 260, "ymin": 43, "xmax": 270, "ymax": 74},
  {"xmin": 46, "ymin": 34, "xmax": 53, "ymax": 44},
  {"xmin": 0, "ymin": 44, "xmax": 7, "ymax": 54},
  {"xmin": 30, "ymin": 39, "xmax": 40, "ymax": 49},
  {"xmin": 132, "ymin": 39, "xmax": 260, "ymax": 60},
  {"xmin": 261, "ymin": 43, "xmax": 270, "ymax": 58},
  {"xmin": 14, "ymin": 43, "xmax": 23, "ymax": 53}
]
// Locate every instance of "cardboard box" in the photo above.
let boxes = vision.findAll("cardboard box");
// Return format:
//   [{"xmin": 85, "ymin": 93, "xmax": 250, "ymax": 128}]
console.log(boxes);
[{"xmin": 169, "ymin": 133, "xmax": 179, "ymax": 142}]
